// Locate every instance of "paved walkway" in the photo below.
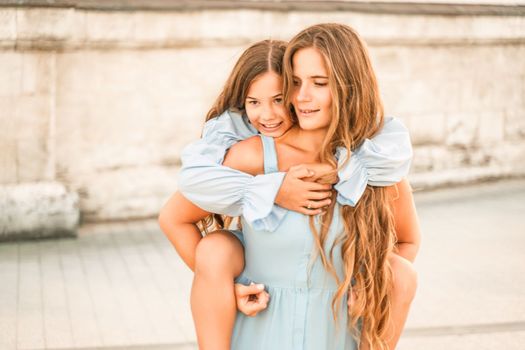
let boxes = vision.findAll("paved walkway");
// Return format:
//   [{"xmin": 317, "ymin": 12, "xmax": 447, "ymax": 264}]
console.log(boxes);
[{"xmin": 0, "ymin": 179, "xmax": 524, "ymax": 350}]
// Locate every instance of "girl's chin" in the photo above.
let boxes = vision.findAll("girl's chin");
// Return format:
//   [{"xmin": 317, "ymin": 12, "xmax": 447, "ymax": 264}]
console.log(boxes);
[{"xmin": 260, "ymin": 130, "xmax": 286, "ymax": 137}]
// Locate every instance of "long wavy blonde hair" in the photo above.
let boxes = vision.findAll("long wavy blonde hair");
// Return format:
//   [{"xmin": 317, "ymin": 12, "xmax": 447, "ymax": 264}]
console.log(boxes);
[{"xmin": 283, "ymin": 23, "xmax": 396, "ymax": 349}]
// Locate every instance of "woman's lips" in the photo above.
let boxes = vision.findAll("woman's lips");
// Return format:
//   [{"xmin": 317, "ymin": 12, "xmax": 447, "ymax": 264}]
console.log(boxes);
[{"xmin": 297, "ymin": 108, "xmax": 320, "ymax": 116}]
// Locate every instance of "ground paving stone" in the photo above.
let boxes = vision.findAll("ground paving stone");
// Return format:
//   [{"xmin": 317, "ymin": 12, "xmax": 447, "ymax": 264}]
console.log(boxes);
[{"xmin": 0, "ymin": 179, "xmax": 523, "ymax": 349}]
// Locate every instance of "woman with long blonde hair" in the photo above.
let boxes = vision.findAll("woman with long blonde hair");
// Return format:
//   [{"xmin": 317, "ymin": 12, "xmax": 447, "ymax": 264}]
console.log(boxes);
[
  {"xmin": 215, "ymin": 23, "xmax": 420, "ymax": 349},
  {"xmin": 160, "ymin": 26, "xmax": 418, "ymax": 349}
]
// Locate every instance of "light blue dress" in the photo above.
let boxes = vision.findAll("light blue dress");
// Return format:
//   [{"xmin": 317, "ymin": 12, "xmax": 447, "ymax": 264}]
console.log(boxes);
[
  {"xmin": 232, "ymin": 135, "xmax": 357, "ymax": 350},
  {"xmin": 177, "ymin": 111, "xmax": 412, "ymax": 348},
  {"xmin": 178, "ymin": 110, "xmax": 413, "ymax": 231}
]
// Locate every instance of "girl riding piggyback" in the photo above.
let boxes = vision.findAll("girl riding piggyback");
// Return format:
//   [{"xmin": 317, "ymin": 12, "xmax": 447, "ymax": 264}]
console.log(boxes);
[{"xmin": 159, "ymin": 35, "xmax": 416, "ymax": 350}]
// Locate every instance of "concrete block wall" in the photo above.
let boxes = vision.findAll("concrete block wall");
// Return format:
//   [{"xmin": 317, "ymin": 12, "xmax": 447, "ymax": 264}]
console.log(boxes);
[
  {"xmin": 0, "ymin": 2, "xmax": 524, "ymax": 223},
  {"xmin": 0, "ymin": 182, "xmax": 79, "ymax": 240}
]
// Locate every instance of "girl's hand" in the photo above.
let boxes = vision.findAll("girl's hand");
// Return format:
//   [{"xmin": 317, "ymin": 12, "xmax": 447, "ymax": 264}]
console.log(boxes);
[
  {"xmin": 301, "ymin": 163, "xmax": 339, "ymax": 185},
  {"xmin": 235, "ymin": 283, "xmax": 270, "ymax": 317},
  {"xmin": 275, "ymin": 164, "xmax": 336, "ymax": 215}
]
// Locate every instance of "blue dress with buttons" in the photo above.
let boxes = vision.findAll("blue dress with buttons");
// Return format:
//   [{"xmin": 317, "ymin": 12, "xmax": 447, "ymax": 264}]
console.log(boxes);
[{"xmin": 230, "ymin": 134, "xmax": 357, "ymax": 350}]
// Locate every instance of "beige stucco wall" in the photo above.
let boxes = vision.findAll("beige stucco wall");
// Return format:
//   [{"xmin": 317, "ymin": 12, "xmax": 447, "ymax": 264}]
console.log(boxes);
[{"xmin": 1, "ymin": 4, "xmax": 524, "ymax": 222}]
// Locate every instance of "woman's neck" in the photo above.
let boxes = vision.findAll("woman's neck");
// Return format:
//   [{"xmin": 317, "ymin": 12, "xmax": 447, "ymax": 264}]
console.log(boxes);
[{"xmin": 277, "ymin": 125, "xmax": 327, "ymax": 158}]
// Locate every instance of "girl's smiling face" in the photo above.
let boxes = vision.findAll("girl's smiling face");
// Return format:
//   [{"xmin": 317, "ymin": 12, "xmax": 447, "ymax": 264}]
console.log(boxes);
[
  {"xmin": 291, "ymin": 47, "xmax": 333, "ymax": 132},
  {"xmin": 245, "ymin": 71, "xmax": 293, "ymax": 137}
]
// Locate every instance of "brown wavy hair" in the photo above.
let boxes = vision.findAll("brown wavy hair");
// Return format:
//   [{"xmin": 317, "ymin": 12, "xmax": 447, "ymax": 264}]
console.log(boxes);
[
  {"xmin": 205, "ymin": 39, "xmax": 287, "ymax": 122},
  {"xmin": 283, "ymin": 23, "xmax": 396, "ymax": 349},
  {"xmin": 201, "ymin": 39, "xmax": 287, "ymax": 232}
]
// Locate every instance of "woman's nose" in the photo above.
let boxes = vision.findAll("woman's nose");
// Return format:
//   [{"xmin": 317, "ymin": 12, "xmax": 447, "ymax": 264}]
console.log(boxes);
[{"xmin": 295, "ymin": 84, "xmax": 311, "ymax": 102}]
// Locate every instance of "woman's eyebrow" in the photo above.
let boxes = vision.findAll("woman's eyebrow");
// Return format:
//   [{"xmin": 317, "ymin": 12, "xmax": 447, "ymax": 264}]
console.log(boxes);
[
  {"xmin": 292, "ymin": 75, "xmax": 328, "ymax": 80},
  {"xmin": 272, "ymin": 93, "xmax": 283, "ymax": 98},
  {"xmin": 246, "ymin": 96, "xmax": 258, "ymax": 100}
]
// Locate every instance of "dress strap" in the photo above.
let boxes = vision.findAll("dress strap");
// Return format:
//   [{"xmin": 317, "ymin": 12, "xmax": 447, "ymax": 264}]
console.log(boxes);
[{"xmin": 259, "ymin": 135, "xmax": 279, "ymax": 174}]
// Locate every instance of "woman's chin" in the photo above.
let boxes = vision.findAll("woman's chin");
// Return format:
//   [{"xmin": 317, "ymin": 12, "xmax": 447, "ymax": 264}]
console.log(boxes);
[{"xmin": 298, "ymin": 121, "xmax": 319, "ymax": 131}]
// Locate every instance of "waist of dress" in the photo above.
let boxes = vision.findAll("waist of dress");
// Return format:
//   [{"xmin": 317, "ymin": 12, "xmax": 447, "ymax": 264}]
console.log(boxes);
[{"xmin": 236, "ymin": 273, "xmax": 344, "ymax": 293}]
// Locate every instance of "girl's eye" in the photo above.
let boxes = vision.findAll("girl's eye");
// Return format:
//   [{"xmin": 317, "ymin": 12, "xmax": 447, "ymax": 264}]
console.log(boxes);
[
  {"xmin": 292, "ymin": 80, "xmax": 300, "ymax": 86},
  {"xmin": 247, "ymin": 100, "xmax": 259, "ymax": 106},
  {"xmin": 274, "ymin": 98, "xmax": 283, "ymax": 104},
  {"xmin": 314, "ymin": 81, "xmax": 328, "ymax": 87}
]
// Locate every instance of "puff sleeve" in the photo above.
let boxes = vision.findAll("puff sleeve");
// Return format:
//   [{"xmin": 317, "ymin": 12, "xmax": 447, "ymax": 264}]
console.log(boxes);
[
  {"xmin": 334, "ymin": 117, "xmax": 413, "ymax": 206},
  {"xmin": 178, "ymin": 110, "xmax": 287, "ymax": 231}
]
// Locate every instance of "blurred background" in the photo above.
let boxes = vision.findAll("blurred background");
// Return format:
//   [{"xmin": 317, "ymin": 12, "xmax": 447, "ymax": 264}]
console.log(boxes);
[{"xmin": 0, "ymin": 1, "xmax": 524, "ymax": 349}]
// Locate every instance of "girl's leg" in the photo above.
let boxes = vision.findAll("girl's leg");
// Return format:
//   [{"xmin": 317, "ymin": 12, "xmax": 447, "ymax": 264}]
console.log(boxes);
[
  {"xmin": 190, "ymin": 230, "xmax": 245, "ymax": 350},
  {"xmin": 384, "ymin": 253, "xmax": 418, "ymax": 349},
  {"xmin": 359, "ymin": 253, "xmax": 418, "ymax": 350}
]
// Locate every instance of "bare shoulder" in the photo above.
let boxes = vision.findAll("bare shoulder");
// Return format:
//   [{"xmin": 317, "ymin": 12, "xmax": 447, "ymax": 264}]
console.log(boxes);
[
  {"xmin": 223, "ymin": 135, "xmax": 264, "ymax": 176},
  {"xmin": 386, "ymin": 178, "xmax": 412, "ymax": 196}
]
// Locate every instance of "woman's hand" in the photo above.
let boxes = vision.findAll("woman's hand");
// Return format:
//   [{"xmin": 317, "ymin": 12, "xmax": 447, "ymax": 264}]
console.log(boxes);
[
  {"xmin": 235, "ymin": 283, "xmax": 270, "ymax": 317},
  {"xmin": 275, "ymin": 164, "xmax": 337, "ymax": 215}
]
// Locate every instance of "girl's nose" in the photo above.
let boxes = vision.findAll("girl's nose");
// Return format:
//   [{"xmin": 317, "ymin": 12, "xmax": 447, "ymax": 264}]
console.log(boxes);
[{"xmin": 260, "ymin": 105, "xmax": 274, "ymax": 122}]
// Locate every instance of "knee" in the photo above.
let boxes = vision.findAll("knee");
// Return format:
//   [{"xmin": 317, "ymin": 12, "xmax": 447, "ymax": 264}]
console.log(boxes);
[
  {"xmin": 194, "ymin": 231, "xmax": 244, "ymax": 278},
  {"xmin": 389, "ymin": 254, "xmax": 418, "ymax": 305}
]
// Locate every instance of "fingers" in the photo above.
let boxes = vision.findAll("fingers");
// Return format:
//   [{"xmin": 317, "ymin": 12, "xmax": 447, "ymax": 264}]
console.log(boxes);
[
  {"xmin": 306, "ymin": 191, "xmax": 333, "ymax": 201},
  {"xmin": 242, "ymin": 291, "xmax": 270, "ymax": 317},
  {"xmin": 315, "ymin": 173, "xmax": 339, "ymax": 185},
  {"xmin": 289, "ymin": 163, "xmax": 337, "ymax": 185},
  {"xmin": 287, "ymin": 167, "xmax": 334, "ymax": 190},
  {"xmin": 302, "ymin": 190, "xmax": 333, "ymax": 210},
  {"xmin": 235, "ymin": 282, "xmax": 270, "ymax": 317},
  {"xmin": 305, "ymin": 163, "xmax": 336, "ymax": 178},
  {"xmin": 301, "ymin": 199, "xmax": 331, "ymax": 216},
  {"xmin": 235, "ymin": 282, "xmax": 265, "ymax": 297},
  {"xmin": 297, "ymin": 207, "xmax": 324, "ymax": 216},
  {"xmin": 310, "ymin": 198, "xmax": 332, "ymax": 209},
  {"xmin": 305, "ymin": 182, "xmax": 333, "ymax": 192},
  {"xmin": 288, "ymin": 165, "xmax": 315, "ymax": 179},
  {"xmin": 303, "ymin": 197, "xmax": 331, "ymax": 210},
  {"xmin": 301, "ymin": 163, "xmax": 337, "ymax": 184}
]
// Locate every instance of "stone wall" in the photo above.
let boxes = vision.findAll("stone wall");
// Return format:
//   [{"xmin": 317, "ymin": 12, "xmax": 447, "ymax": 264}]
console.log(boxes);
[{"xmin": 1, "ymin": 2, "xmax": 524, "ymax": 223}]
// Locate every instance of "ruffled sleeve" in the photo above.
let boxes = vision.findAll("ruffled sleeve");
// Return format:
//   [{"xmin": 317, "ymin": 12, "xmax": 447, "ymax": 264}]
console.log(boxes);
[
  {"xmin": 178, "ymin": 110, "xmax": 287, "ymax": 231},
  {"xmin": 202, "ymin": 110, "xmax": 257, "ymax": 144},
  {"xmin": 334, "ymin": 117, "xmax": 413, "ymax": 206},
  {"xmin": 179, "ymin": 162, "xmax": 287, "ymax": 231}
]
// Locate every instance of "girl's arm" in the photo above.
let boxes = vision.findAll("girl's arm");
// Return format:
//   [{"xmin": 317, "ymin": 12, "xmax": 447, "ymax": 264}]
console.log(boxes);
[
  {"xmin": 178, "ymin": 112, "xmax": 288, "ymax": 232},
  {"xmin": 158, "ymin": 191, "xmax": 209, "ymax": 271},
  {"xmin": 181, "ymin": 114, "xmax": 413, "ymax": 231},
  {"xmin": 221, "ymin": 135, "xmax": 264, "ymax": 174},
  {"xmin": 180, "ymin": 137, "xmax": 332, "ymax": 229},
  {"xmin": 335, "ymin": 117, "xmax": 413, "ymax": 207},
  {"xmin": 388, "ymin": 179, "xmax": 421, "ymax": 262}
]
